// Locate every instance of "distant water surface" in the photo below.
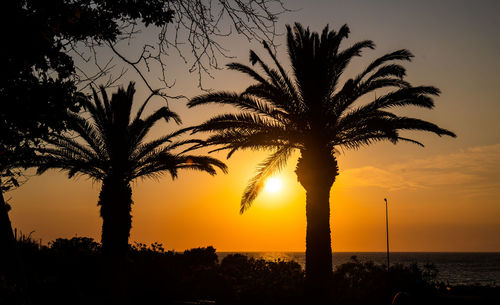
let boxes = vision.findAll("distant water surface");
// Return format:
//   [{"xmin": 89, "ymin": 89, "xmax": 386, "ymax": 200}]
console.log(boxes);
[{"xmin": 217, "ymin": 252, "xmax": 500, "ymax": 286}]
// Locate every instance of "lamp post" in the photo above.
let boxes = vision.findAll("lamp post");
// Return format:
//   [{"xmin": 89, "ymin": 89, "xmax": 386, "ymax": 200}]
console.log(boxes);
[{"xmin": 384, "ymin": 198, "xmax": 390, "ymax": 271}]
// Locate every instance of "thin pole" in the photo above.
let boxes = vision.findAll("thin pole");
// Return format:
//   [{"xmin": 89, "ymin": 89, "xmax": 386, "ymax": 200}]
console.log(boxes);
[{"xmin": 384, "ymin": 198, "xmax": 390, "ymax": 271}]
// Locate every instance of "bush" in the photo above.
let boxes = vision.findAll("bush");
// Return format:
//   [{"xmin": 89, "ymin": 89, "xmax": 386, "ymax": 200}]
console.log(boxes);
[
  {"xmin": 218, "ymin": 254, "xmax": 304, "ymax": 304},
  {"xmin": 11, "ymin": 237, "xmax": 497, "ymax": 305},
  {"xmin": 330, "ymin": 256, "xmax": 439, "ymax": 305},
  {"xmin": 49, "ymin": 237, "xmax": 101, "ymax": 256}
]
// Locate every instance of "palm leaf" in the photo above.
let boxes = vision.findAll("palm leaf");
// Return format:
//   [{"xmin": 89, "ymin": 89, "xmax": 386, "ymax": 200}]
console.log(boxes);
[{"xmin": 240, "ymin": 147, "xmax": 293, "ymax": 213}]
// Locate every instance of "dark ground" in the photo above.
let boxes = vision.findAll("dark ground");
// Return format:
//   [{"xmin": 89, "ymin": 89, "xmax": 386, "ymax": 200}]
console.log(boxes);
[{"xmin": 1, "ymin": 237, "xmax": 498, "ymax": 305}]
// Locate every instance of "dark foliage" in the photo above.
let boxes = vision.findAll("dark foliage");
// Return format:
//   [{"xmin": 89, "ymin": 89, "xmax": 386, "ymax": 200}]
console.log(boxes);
[
  {"xmin": 0, "ymin": 0, "xmax": 175, "ymax": 186},
  {"xmin": 330, "ymin": 256, "xmax": 438, "ymax": 305},
  {"xmin": 0, "ymin": 0, "xmax": 287, "ymax": 183},
  {"xmin": 0, "ymin": 2, "xmax": 174, "ymax": 290},
  {"xmin": 217, "ymin": 254, "xmax": 304, "ymax": 304},
  {"xmin": 2, "ymin": 237, "xmax": 497, "ymax": 305}
]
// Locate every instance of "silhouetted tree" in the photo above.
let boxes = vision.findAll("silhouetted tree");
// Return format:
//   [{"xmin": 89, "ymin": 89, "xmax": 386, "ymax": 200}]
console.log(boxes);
[
  {"xmin": 0, "ymin": 0, "xmax": 287, "ymax": 266},
  {"xmin": 188, "ymin": 23, "xmax": 455, "ymax": 293},
  {"xmin": 35, "ymin": 82, "xmax": 227, "ymax": 256},
  {"xmin": 0, "ymin": 0, "xmax": 175, "ymax": 276},
  {"xmin": 0, "ymin": 0, "xmax": 177, "ymax": 184}
]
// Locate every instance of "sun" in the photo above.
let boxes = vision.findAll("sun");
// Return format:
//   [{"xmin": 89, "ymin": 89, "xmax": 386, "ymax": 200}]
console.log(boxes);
[{"xmin": 264, "ymin": 177, "xmax": 283, "ymax": 193}]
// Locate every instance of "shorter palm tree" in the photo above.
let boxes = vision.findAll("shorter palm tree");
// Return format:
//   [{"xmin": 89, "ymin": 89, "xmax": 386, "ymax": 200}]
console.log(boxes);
[{"xmin": 36, "ymin": 82, "xmax": 227, "ymax": 256}]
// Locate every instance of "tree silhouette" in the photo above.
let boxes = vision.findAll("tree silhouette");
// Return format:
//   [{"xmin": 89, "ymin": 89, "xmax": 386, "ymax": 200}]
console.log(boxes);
[
  {"xmin": 35, "ymin": 82, "xmax": 227, "ymax": 256},
  {"xmin": 1, "ymin": 1, "xmax": 176, "ymax": 272},
  {"xmin": 188, "ymin": 23, "xmax": 455, "ymax": 292}
]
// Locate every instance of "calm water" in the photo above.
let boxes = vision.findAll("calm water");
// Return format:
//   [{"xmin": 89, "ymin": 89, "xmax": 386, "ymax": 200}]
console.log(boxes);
[{"xmin": 217, "ymin": 252, "xmax": 500, "ymax": 286}]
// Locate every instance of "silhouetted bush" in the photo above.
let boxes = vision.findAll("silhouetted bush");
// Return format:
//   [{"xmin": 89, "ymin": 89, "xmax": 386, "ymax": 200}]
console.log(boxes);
[
  {"xmin": 330, "ymin": 256, "xmax": 438, "ymax": 305},
  {"xmin": 218, "ymin": 254, "xmax": 304, "ymax": 304},
  {"xmin": 49, "ymin": 237, "xmax": 101, "ymax": 256},
  {"xmin": 8, "ymin": 237, "xmax": 499, "ymax": 305},
  {"xmin": 435, "ymin": 284, "xmax": 500, "ymax": 305}
]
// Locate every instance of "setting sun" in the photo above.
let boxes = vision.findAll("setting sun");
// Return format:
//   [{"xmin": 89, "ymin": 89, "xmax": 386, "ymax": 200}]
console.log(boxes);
[{"xmin": 264, "ymin": 177, "xmax": 283, "ymax": 193}]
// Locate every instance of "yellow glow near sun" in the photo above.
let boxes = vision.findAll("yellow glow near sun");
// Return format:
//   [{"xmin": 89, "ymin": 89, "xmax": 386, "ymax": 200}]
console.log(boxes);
[{"xmin": 264, "ymin": 177, "xmax": 283, "ymax": 193}]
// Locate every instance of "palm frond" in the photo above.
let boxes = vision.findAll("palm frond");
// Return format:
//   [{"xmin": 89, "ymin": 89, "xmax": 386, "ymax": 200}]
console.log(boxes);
[
  {"xmin": 241, "ymin": 84, "xmax": 301, "ymax": 121},
  {"xmin": 189, "ymin": 91, "xmax": 288, "ymax": 122},
  {"xmin": 249, "ymin": 50, "xmax": 286, "ymax": 91},
  {"xmin": 226, "ymin": 63, "xmax": 270, "ymax": 85},
  {"xmin": 201, "ymin": 129, "xmax": 298, "ymax": 158},
  {"xmin": 35, "ymin": 155, "xmax": 105, "ymax": 180},
  {"xmin": 132, "ymin": 153, "xmax": 227, "ymax": 180},
  {"xmin": 333, "ymin": 78, "xmax": 411, "ymax": 117},
  {"xmin": 99, "ymin": 86, "xmax": 112, "ymax": 119},
  {"xmin": 130, "ymin": 129, "xmax": 187, "ymax": 164},
  {"xmin": 262, "ymin": 40, "xmax": 300, "ymax": 103},
  {"xmin": 44, "ymin": 134, "xmax": 99, "ymax": 161},
  {"xmin": 85, "ymin": 87, "xmax": 108, "ymax": 131},
  {"xmin": 130, "ymin": 90, "xmax": 158, "ymax": 127},
  {"xmin": 240, "ymin": 147, "xmax": 293, "ymax": 213},
  {"xmin": 365, "ymin": 86, "xmax": 440, "ymax": 110},
  {"xmin": 366, "ymin": 64, "xmax": 406, "ymax": 82},
  {"xmin": 386, "ymin": 117, "xmax": 456, "ymax": 137},
  {"xmin": 37, "ymin": 82, "xmax": 224, "ymax": 185},
  {"xmin": 247, "ymin": 47, "xmax": 302, "ymax": 114},
  {"xmin": 175, "ymin": 155, "xmax": 228, "ymax": 175},
  {"xmin": 334, "ymin": 40, "xmax": 375, "ymax": 75},
  {"xmin": 355, "ymin": 49, "xmax": 414, "ymax": 83},
  {"xmin": 192, "ymin": 112, "xmax": 283, "ymax": 134},
  {"xmin": 130, "ymin": 106, "xmax": 181, "ymax": 148},
  {"xmin": 59, "ymin": 113, "xmax": 109, "ymax": 159}
]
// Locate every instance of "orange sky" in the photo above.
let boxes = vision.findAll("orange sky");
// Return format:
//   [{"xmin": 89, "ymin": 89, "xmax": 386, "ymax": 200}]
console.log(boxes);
[{"xmin": 8, "ymin": 0, "xmax": 500, "ymax": 252}]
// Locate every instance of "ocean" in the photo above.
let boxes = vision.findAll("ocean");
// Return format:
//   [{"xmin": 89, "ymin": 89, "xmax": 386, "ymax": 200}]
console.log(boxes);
[{"xmin": 217, "ymin": 252, "xmax": 500, "ymax": 286}]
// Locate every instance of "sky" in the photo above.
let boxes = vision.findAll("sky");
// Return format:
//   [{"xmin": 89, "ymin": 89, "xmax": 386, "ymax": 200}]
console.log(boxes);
[{"xmin": 8, "ymin": 0, "xmax": 500, "ymax": 252}]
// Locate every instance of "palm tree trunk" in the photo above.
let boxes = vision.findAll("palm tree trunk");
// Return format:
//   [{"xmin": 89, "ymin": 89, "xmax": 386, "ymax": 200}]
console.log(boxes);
[
  {"xmin": 98, "ymin": 178, "xmax": 133, "ymax": 304},
  {"xmin": 296, "ymin": 147, "xmax": 338, "ymax": 296},
  {"xmin": 98, "ymin": 178, "xmax": 133, "ymax": 257}
]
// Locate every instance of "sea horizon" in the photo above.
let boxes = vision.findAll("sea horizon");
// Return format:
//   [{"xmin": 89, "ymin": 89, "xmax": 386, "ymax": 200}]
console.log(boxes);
[{"xmin": 215, "ymin": 251, "xmax": 500, "ymax": 287}]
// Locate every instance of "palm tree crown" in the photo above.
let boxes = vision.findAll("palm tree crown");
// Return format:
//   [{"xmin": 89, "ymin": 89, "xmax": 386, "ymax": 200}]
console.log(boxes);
[
  {"xmin": 38, "ymin": 82, "xmax": 227, "ymax": 183},
  {"xmin": 36, "ymin": 82, "xmax": 227, "ymax": 255},
  {"xmin": 189, "ymin": 23, "xmax": 455, "ymax": 210},
  {"xmin": 188, "ymin": 23, "xmax": 455, "ymax": 289}
]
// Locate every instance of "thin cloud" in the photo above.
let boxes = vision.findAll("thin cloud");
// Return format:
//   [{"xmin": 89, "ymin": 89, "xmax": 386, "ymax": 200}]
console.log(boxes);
[{"xmin": 338, "ymin": 143, "xmax": 500, "ymax": 193}]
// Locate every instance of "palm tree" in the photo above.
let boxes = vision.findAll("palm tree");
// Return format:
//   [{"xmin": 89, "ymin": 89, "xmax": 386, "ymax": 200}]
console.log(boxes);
[
  {"xmin": 36, "ymin": 82, "xmax": 227, "ymax": 256},
  {"xmin": 187, "ymin": 24, "xmax": 455, "ymax": 289}
]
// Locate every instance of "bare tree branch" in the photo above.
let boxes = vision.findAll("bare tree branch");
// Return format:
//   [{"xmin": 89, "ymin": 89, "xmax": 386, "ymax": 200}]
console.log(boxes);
[{"xmin": 71, "ymin": 0, "xmax": 291, "ymax": 97}]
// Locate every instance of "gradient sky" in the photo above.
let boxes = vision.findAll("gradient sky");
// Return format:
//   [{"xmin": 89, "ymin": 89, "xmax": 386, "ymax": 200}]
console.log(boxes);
[{"xmin": 9, "ymin": 0, "xmax": 500, "ymax": 252}]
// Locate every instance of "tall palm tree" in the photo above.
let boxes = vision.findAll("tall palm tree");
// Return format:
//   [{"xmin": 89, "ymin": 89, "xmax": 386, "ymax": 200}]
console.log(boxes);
[
  {"xmin": 36, "ymin": 82, "xmax": 227, "ymax": 256},
  {"xmin": 188, "ymin": 24, "xmax": 455, "ymax": 289}
]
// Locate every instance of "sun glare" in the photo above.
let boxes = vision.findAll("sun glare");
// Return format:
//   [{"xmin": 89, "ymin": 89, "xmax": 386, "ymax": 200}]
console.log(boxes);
[{"xmin": 264, "ymin": 177, "xmax": 283, "ymax": 193}]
